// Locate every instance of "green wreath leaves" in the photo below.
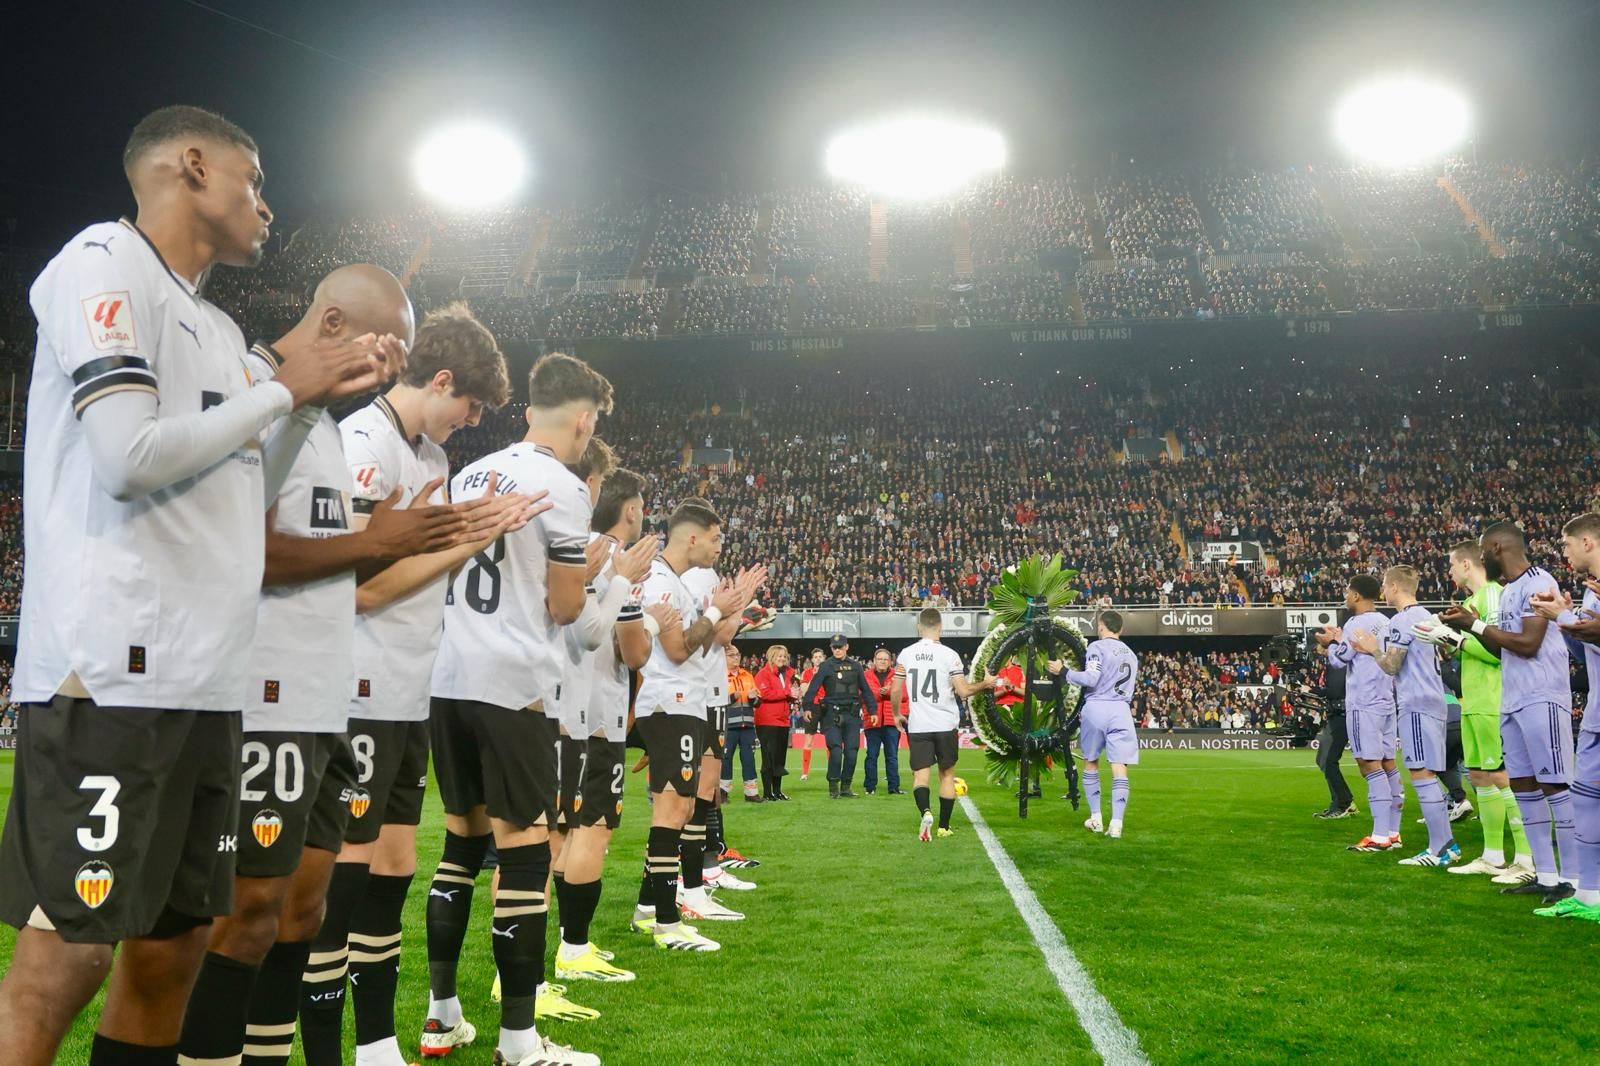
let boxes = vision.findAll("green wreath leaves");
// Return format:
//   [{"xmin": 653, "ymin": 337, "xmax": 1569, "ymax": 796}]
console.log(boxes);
[{"xmin": 966, "ymin": 553, "xmax": 1089, "ymax": 786}]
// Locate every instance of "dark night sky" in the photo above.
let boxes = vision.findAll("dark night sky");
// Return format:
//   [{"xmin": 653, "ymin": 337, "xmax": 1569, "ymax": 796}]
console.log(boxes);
[{"xmin": 2, "ymin": 0, "xmax": 1598, "ymax": 249}]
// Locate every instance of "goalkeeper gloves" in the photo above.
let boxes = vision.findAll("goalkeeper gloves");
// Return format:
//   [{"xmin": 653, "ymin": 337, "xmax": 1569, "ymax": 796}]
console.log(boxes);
[{"xmin": 1412, "ymin": 615, "xmax": 1466, "ymax": 652}]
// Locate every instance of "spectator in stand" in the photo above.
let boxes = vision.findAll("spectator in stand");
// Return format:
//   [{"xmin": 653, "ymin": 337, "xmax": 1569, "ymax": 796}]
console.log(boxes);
[{"xmin": 754, "ymin": 645, "xmax": 798, "ymax": 801}]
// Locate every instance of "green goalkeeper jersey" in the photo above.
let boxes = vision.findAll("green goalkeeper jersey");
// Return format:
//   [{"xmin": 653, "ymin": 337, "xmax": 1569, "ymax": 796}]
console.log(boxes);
[{"xmin": 1457, "ymin": 581, "xmax": 1503, "ymax": 717}]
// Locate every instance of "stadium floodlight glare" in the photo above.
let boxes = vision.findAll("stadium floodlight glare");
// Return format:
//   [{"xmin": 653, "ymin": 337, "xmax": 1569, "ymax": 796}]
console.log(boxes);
[
  {"xmin": 411, "ymin": 121, "xmax": 529, "ymax": 210},
  {"xmin": 1333, "ymin": 76, "xmax": 1471, "ymax": 168},
  {"xmin": 824, "ymin": 115, "xmax": 1006, "ymax": 200}
]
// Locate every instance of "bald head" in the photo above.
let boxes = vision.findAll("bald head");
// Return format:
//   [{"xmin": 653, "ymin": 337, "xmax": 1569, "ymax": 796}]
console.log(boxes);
[{"xmin": 306, "ymin": 264, "xmax": 415, "ymax": 347}]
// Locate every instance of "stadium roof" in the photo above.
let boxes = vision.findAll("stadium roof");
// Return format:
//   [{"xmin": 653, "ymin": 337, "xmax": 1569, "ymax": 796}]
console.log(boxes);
[{"xmin": 2, "ymin": 0, "xmax": 1597, "ymax": 246}]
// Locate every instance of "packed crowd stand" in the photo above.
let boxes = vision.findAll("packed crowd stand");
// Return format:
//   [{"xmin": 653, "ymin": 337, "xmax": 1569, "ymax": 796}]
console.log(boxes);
[
  {"xmin": 436, "ymin": 353, "xmax": 1600, "ymax": 612},
  {"xmin": 5, "ymin": 161, "xmax": 1587, "ymax": 354}
]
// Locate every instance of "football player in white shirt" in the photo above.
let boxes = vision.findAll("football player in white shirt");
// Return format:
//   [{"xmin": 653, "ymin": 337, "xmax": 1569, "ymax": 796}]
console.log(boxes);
[
  {"xmin": 547, "ymin": 465, "xmax": 656, "ymax": 984},
  {"xmin": 176, "ymin": 267, "xmax": 533, "ymax": 1066},
  {"xmin": 0, "ymin": 106, "xmax": 402, "ymax": 1066},
  {"xmin": 301, "ymin": 306, "xmax": 525, "ymax": 1066},
  {"xmin": 681, "ymin": 563, "xmax": 765, "ymax": 903},
  {"xmin": 892, "ymin": 608, "xmax": 995, "ymax": 842},
  {"xmin": 423, "ymin": 353, "xmax": 614, "ymax": 1066},
  {"xmin": 629, "ymin": 501, "xmax": 764, "ymax": 950}
]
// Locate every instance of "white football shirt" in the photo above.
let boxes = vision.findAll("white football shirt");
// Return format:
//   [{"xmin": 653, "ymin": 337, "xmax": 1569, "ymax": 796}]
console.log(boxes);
[
  {"xmin": 242, "ymin": 342, "xmax": 355, "ymax": 733},
  {"xmin": 895, "ymin": 638, "xmax": 967, "ymax": 733},
  {"xmin": 17, "ymin": 219, "xmax": 269, "ymax": 709},
  {"xmin": 682, "ymin": 566, "xmax": 729, "ymax": 708},
  {"xmin": 431, "ymin": 443, "xmax": 591, "ymax": 714},
  {"xmin": 635, "ymin": 558, "xmax": 705, "ymax": 718},
  {"xmin": 555, "ymin": 534, "xmax": 645, "ymax": 742},
  {"xmin": 343, "ymin": 397, "xmax": 449, "ymax": 722}
]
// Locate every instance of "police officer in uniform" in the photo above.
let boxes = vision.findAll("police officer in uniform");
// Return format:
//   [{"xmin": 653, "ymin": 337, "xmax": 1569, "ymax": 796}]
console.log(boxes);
[{"xmin": 802, "ymin": 635, "xmax": 876, "ymax": 798}]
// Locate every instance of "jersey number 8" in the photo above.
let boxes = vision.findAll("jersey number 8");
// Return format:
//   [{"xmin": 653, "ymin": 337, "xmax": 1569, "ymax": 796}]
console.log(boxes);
[{"xmin": 464, "ymin": 538, "xmax": 507, "ymax": 615}]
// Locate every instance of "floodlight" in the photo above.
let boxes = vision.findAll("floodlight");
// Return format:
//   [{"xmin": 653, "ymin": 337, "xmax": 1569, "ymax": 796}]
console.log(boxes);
[
  {"xmin": 1333, "ymin": 76, "xmax": 1471, "ymax": 168},
  {"xmin": 824, "ymin": 115, "xmax": 1006, "ymax": 200},
  {"xmin": 412, "ymin": 121, "xmax": 529, "ymax": 210}
]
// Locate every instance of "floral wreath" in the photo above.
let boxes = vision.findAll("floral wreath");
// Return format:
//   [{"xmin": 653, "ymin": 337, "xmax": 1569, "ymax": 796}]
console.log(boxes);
[{"xmin": 966, "ymin": 553, "xmax": 1090, "ymax": 793}]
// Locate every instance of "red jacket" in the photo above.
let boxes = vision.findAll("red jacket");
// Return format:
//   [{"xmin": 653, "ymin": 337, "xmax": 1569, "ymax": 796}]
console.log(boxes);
[
  {"xmin": 863, "ymin": 667, "xmax": 895, "ymax": 727},
  {"xmin": 754, "ymin": 664, "xmax": 796, "ymax": 728},
  {"xmin": 995, "ymin": 663, "xmax": 1025, "ymax": 707}
]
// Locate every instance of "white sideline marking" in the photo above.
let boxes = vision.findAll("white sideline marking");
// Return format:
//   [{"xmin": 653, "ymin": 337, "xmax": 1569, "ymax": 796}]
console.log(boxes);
[{"xmin": 960, "ymin": 796, "xmax": 1149, "ymax": 1066}]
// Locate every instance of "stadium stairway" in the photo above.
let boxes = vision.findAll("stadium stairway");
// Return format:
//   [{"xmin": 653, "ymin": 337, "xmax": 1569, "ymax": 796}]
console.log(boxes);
[
  {"xmin": 1438, "ymin": 175, "xmax": 1506, "ymax": 258},
  {"xmin": 1306, "ymin": 169, "xmax": 1370, "ymax": 262},
  {"xmin": 1189, "ymin": 176, "xmax": 1230, "ymax": 252},
  {"xmin": 659, "ymin": 287, "xmax": 686, "ymax": 336},
  {"xmin": 868, "ymin": 202, "xmax": 889, "ymax": 280},
  {"xmin": 748, "ymin": 199, "xmax": 775, "ymax": 279},
  {"xmin": 952, "ymin": 211, "xmax": 974, "ymax": 276},
  {"xmin": 1065, "ymin": 279, "xmax": 1086, "ymax": 323},
  {"xmin": 786, "ymin": 279, "xmax": 813, "ymax": 332},
  {"xmin": 1169, "ymin": 517, "xmax": 1186, "ymax": 557},
  {"xmin": 401, "ymin": 231, "xmax": 432, "ymax": 288},
  {"xmin": 1164, "ymin": 430, "xmax": 1182, "ymax": 461},
  {"xmin": 627, "ymin": 207, "xmax": 660, "ymax": 282},
  {"xmin": 516, "ymin": 213, "xmax": 553, "ymax": 285},
  {"xmin": 1085, "ymin": 192, "xmax": 1115, "ymax": 261}
]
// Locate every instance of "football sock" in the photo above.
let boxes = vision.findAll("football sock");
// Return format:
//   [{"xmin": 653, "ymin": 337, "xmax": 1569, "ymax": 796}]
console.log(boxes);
[
  {"xmin": 349, "ymin": 873, "xmax": 411, "ymax": 1047},
  {"xmin": 1364, "ymin": 770, "xmax": 1391, "ymax": 840},
  {"xmin": 90, "ymin": 1035, "xmax": 175, "ymax": 1066},
  {"xmin": 1548, "ymin": 788, "xmax": 1577, "ymax": 883},
  {"xmin": 1083, "ymin": 770, "xmax": 1101, "ymax": 818},
  {"xmin": 1415, "ymin": 777, "xmax": 1450, "ymax": 855},
  {"xmin": 243, "ymin": 939, "xmax": 310, "ymax": 1066},
  {"xmin": 1111, "ymin": 777, "xmax": 1130, "ymax": 826},
  {"xmin": 938, "ymin": 796, "xmax": 955, "ymax": 830},
  {"xmin": 647, "ymin": 826, "xmax": 682, "ymax": 926},
  {"xmin": 552, "ymin": 870, "xmax": 572, "ymax": 936},
  {"xmin": 1476, "ymin": 783, "xmax": 1507, "ymax": 863},
  {"xmin": 680, "ymin": 799, "xmax": 712, "ymax": 890},
  {"xmin": 427, "ymin": 830, "xmax": 490, "ymax": 1011},
  {"xmin": 1572, "ymin": 781, "xmax": 1600, "ymax": 902},
  {"xmin": 300, "ymin": 860, "xmax": 368, "ymax": 1066},
  {"xmin": 802, "ymin": 746, "xmax": 813, "ymax": 776},
  {"xmin": 706, "ymin": 805, "xmax": 727, "ymax": 858},
  {"xmin": 492, "ymin": 842, "xmax": 551, "ymax": 1042},
  {"xmin": 1514, "ymin": 790, "xmax": 1558, "ymax": 882},
  {"xmin": 914, "ymin": 786, "xmax": 931, "ymax": 815},
  {"xmin": 1503, "ymin": 786, "xmax": 1532, "ymax": 860},
  {"xmin": 352, "ymin": 1037, "xmax": 407, "ymax": 1066},
  {"xmin": 561, "ymin": 877, "xmax": 602, "ymax": 950},
  {"xmin": 1385, "ymin": 769, "xmax": 1403, "ymax": 835},
  {"xmin": 636, "ymin": 857, "xmax": 654, "ymax": 910},
  {"xmin": 177, "ymin": 951, "xmax": 259, "ymax": 1063}
]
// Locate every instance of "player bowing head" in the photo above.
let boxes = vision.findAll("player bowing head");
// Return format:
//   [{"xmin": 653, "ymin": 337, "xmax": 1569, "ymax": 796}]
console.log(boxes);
[
  {"xmin": 525, "ymin": 351, "xmax": 615, "ymax": 464},
  {"xmin": 393, "ymin": 302, "xmax": 511, "ymax": 444}
]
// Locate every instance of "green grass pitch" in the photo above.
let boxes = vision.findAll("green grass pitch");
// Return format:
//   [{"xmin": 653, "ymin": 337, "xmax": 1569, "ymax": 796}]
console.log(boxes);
[{"xmin": 0, "ymin": 746, "xmax": 1596, "ymax": 1064}]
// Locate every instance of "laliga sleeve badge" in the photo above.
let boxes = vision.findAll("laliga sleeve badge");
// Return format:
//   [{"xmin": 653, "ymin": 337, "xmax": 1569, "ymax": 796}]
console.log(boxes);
[
  {"xmin": 263, "ymin": 680, "xmax": 280, "ymax": 704},
  {"xmin": 75, "ymin": 861, "xmax": 114, "ymax": 909},
  {"xmin": 127, "ymin": 646, "xmax": 146, "ymax": 675},
  {"xmin": 251, "ymin": 809, "xmax": 283, "ymax": 848},
  {"xmin": 358, "ymin": 679, "xmax": 371, "ymax": 699}
]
